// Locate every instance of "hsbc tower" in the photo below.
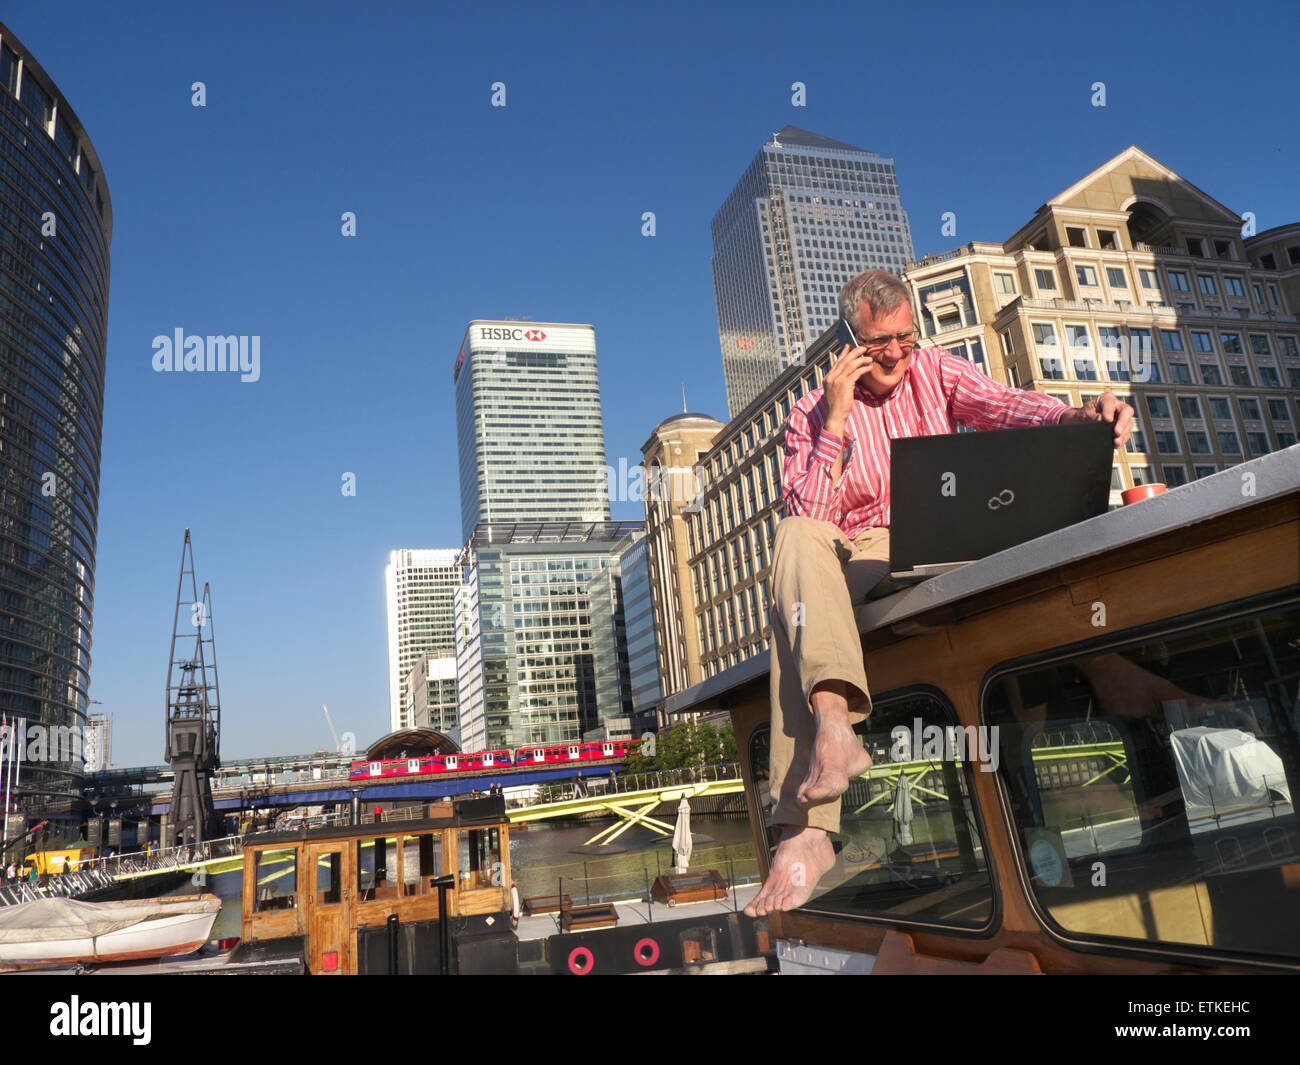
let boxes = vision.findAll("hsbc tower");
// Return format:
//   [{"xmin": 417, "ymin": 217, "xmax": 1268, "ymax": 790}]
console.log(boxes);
[{"xmin": 453, "ymin": 321, "xmax": 611, "ymax": 543}]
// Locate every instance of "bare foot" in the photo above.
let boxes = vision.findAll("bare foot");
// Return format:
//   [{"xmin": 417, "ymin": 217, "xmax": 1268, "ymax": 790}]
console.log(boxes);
[
  {"xmin": 796, "ymin": 707, "xmax": 872, "ymax": 807},
  {"xmin": 744, "ymin": 825, "xmax": 836, "ymax": 916}
]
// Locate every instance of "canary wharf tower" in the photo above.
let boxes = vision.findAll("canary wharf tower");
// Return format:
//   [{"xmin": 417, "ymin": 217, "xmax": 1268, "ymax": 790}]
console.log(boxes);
[{"xmin": 0, "ymin": 26, "xmax": 111, "ymax": 804}]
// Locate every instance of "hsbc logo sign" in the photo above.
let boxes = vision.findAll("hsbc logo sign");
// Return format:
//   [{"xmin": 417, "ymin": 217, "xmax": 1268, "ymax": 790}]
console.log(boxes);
[{"xmin": 479, "ymin": 327, "xmax": 547, "ymax": 342}]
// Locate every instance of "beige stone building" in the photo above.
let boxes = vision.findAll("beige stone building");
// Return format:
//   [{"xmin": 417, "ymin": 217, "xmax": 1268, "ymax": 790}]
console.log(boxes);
[
  {"xmin": 905, "ymin": 146, "xmax": 1300, "ymax": 499},
  {"xmin": 640, "ymin": 414, "xmax": 724, "ymax": 720}
]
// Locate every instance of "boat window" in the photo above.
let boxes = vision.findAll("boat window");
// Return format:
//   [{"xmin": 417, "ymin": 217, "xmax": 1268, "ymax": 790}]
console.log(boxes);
[
  {"xmin": 749, "ymin": 691, "xmax": 994, "ymax": 929},
  {"xmin": 401, "ymin": 833, "xmax": 443, "ymax": 897},
  {"xmin": 986, "ymin": 600, "xmax": 1300, "ymax": 961},
  {"xmin": 253, "ymin": 847, "xmax": 297, "ymax": 912},
  {"xmin": 315, "ymin": 849, "xmax": 342, "ymax": 905},
  {"xmin": 357, "ymin": 836, "xmax": 399, "ymax": 901},
  {"xmin": 459, "ymin": 827, "xmax": 502, "ymax": 891}
]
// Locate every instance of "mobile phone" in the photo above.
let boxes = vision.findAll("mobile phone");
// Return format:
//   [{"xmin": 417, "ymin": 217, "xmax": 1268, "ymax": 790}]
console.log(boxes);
[{"xmin": 836, "ymin": 317, "xmax": 860, "ymax": 351}]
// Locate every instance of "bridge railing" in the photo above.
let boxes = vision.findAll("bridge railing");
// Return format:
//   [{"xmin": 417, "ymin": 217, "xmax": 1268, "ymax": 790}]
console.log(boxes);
[
  {"xmin": 76, "ymin": 834, "xmax": 248, "ymax": 881},
  {"xmin": 531, "ymin": 762, "xmax": 743, "ymax": 806}
]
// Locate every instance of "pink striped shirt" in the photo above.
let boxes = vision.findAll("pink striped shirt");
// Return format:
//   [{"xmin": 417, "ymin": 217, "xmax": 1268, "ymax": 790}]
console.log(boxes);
[{"xmin": 782, "ymin": 347, "xmax": 1071, "ymax": 537}]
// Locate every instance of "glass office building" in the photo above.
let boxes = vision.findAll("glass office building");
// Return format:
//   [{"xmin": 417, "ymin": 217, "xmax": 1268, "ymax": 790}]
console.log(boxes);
[
  {"xmin": 454, "ymin": 321, "xmax": 610, "ymax": 543},
  {"xmin": 453, "ymin": 522, "xmax": 641, "ymax": 753},
  {"xmin": 711, "ymin": 126, "xmax": 914, "ymax": 417},
  {"xmin": 0, "ymin": 26, "xmax": 111, "ymax": 804}
]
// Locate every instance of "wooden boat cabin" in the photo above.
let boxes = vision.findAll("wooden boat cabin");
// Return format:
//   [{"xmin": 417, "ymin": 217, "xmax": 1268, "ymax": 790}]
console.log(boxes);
[
  {"xmin": 666, "ymin": 447, "xmax": 1300, "ymax": 974},
  {"xmin": 237, "ymin": 795, "xmax": 513, "ymax": 975}
]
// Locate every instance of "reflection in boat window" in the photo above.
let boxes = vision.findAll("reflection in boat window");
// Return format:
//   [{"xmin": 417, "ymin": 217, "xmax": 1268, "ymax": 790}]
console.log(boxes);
[
  {"xmin": 254, "ymin": 847, "xmax": 297, "ymax": 912},
  {"xmin": 401, "ymin": 833, "xmax": 443, "ymax": 897},
  {"xmin": 750, "ymin": 691, "xmax": 994, "ymax": 929},
  {"xmin": 458, "ymin": 827, "xmax": 501, "ymax": 891},
  {"xmin": 987, "ymin": 600, "xmax": 1300, "ymax": 960},
  {"xmin": 316, "ymin": 850, "xmax": 342, "ymax": 905},
  {"xmin": 358, "ymin": 836, "xmax": 399, "ymax": 901}
]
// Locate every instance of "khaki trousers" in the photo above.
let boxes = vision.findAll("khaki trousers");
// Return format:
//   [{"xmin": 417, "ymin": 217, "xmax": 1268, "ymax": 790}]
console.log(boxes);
[{"xmin": 768, "ymin": 516, "xmax": 899, "ymax": 833}]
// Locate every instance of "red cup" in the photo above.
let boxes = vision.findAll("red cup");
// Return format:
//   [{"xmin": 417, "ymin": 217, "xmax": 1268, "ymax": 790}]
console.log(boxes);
[{"xmin": 1122, "ymin": 483, "xmax": 1166, "ymax": 505}]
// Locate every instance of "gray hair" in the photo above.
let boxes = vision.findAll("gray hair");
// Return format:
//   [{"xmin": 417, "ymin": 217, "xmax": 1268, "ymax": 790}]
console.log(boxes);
[{"xmin": 838, "ymin": 269, "xmax": 912, "ymax": 334}]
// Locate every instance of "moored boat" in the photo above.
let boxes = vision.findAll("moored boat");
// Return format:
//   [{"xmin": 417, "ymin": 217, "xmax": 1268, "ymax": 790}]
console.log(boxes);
[{"xmin": 0, "ymin": 894, "xmax": 221, "ymax": 969}]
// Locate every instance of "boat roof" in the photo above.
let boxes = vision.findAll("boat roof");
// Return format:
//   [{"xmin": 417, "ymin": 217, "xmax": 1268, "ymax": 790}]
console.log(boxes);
[
  {"xmin": 664, "ymin": 446, "xmax": 1300, "ymax": 716},
  {"xmin": 250, "ymin": 795, "xmax": 508, "ymax": 846}
]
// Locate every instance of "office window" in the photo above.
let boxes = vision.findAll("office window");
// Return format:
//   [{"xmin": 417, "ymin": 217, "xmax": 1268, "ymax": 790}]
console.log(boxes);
[
  {"xmin": 1267, "ymin": 399, "xmax": 1290, "ymax": 422},
  {"xmin": 1139, "ymin": 269, "xmax": 1161, "ymax": 290},
  {"xmin": 1075, "ymin": 265, "xmax": 1099, "ymax": 287},
  {"xmin": 1200, "ymin": 361, "xmax": 1224, "ymax": 384},
  {"xmin": 1249, "ymin": 335, "xmax": 1272, "ymax": 357},
  {"xmin": 1073, "ymin": 357, "xmax": 1098, "ymax": 380},
  {"xmin": 1207, "ymin": 397, "xmax": 1231, "ymax": 420},
  {"xmin": 1278, "ymin": 433, "xmax": 1298, "ymax": 448},
  {"xmin": 1130, "ymin": 465, "xmax": 1155, "ymax": 485},
  {"xmin": 1106, "ymin": 267, "xmax": 1128, "ymax": 289},
  {"xmin": 1162, "ymin": 465, "xmax": 1188, "ymax": 486},
  {"xmin": 1168, "ymin": 271, "xmax": 1190, "ymax": 292},
  {"xmin": 1168, "ymin": 362, "xmax": 1192, "ymax": 384},
  {"xmin": 1160, "ymin": 329, "xmax": 1184, "ymax": 352},
  {"xmin": 994, "ymin": 272, "xmax": 1016, "ymax": 294},
  {"xmin": 1238, "ymin": 397, "xmax": 1262, "ymax": 422},
  {"xmin": 1038, "ymin": 356, "xmax": 1065, "ymax": 380},
  {"xmin": 1034, "ymin": 268, "xmax": 1057, "ymax": 291},
  {"xmin": 1224, "ymin": 276, "xmax": 1246, "ymax": 298},
  {"xmin": 1185, "ymin": 431, "xmax": 1211, "ymax": 454},
  {"xmin": 1197, "ymin": 275, "xmax": 1218, "ymax": 296},
  {"xmin": 1177, "ymin": 396, "xmax": 1202, "ymax": 420},
  {"xmin": 1217, "ymin": 431, "xmax": 1240, "ymax": 454},
  {"xmin": 1230, "ymin": 365, "xmax": 1252, "ymax": 387},
  {"xmin": 1154, "ymin": 430, "xmax": 1180, "ymax": 453},
  {"xmin": 1145, "ymin": 395, "xmax": 1172, "ymax": 420},
  {"xmin": 1279, "ymin": 337, "xmax": 1298, "ymax": 358},
  {"xmin": 1193, "ymin": 465, "xmax": 1217, "ymax": 479},
  {"xmin": 1219, "ymin": 332, "xmax": 1243, "ymax": 355},
  {"xmin": 1067, "ymin": 324, "xmax": 1090, "ymax": 349},
  {"xmin": 1190, "ymin": 331, "xmax": 1213, "ymax": 353},
  {"xmin": 1032, "ymin": 323, "xmax": 1058, "ymax": 346},
  {"xmin": 1246, "ymin": 432, "xmax": 1269, "ymax": 455}
]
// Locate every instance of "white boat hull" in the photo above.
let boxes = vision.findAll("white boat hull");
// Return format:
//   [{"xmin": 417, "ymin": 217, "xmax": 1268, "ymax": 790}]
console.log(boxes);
[{"xmin": 0, "ymin": 894, "xmax": 221, "ymax": 969}]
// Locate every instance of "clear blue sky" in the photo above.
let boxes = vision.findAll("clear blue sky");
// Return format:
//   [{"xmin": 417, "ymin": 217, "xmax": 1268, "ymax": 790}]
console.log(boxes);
[{"xmin": 6, "ymin": 0, "xmax": 1296, "ymax": 766}]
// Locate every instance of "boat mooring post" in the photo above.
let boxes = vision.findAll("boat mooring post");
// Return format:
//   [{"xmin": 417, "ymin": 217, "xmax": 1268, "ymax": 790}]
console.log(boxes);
[
  {"xmin": 433, "ymin": 874, "xmax": 455, "ymax": 975},
  {"xmin": 387, "ymin": 913, "xmax": 399, "ymax": 975}
]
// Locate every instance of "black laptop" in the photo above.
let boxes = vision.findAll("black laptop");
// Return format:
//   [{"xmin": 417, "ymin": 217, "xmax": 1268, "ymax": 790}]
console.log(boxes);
[{"xmin": 888, "ymin": 421, "xmax": 1115, "ymax": 582}]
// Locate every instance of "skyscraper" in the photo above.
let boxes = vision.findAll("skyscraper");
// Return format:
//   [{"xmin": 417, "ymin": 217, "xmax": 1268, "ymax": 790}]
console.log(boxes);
[
  {"xmin": 385, "ymin": 549, "xmax": 461, "ymax": 732},
  {"xmin": 0, "ymin": 26, "xmax": 111, "ymax": 805},
  {"xmin": 711, "ymin": 126, "xmax": 914, "ymax": 416},
  {"xmin": 454, "ymin": 321, "xmax": 610, "ymax": 543}
]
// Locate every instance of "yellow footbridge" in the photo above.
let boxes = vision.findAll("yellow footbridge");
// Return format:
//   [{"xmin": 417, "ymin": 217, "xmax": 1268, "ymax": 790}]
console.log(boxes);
[{"xmin": 509, "ymin": 776, "xmax": 745, "ymax": 846}]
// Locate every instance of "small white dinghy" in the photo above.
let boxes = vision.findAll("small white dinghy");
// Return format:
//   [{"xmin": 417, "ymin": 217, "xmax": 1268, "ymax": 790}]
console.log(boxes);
[{"xmin": 0, "ymin": 893, "xmax": 221, "ymax": 969}]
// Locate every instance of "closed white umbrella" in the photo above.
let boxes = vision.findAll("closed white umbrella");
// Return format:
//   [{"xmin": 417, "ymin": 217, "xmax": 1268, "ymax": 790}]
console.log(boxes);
[
  {"xmin": 893, "ymin": 770, "xmax": 914, "ymax": 846},
  {"xmin": 671, "ymin": 797, "xmax": 693, "ymax": 874}
]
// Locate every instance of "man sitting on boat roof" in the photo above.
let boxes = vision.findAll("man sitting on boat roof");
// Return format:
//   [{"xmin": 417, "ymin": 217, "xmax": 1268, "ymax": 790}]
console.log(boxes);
[{"xmin": 746, "ymin": 269, "xmax": 1134, "ymax": 917}]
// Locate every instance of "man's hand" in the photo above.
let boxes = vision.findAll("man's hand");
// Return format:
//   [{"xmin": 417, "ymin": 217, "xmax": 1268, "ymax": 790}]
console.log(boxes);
[
  {"xmin": 1062, "ymin": 391, "xmax": 1134, "ymax": 449},
  {"xmin": 824, "ymin": 343, "xmax": 875, "ymax": 438}
]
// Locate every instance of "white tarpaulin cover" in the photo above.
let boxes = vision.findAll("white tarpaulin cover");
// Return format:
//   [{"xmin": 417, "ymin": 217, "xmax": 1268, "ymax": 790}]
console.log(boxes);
[
  {"xmin": 1169, "ymin": 727, "xmax": 1292, "ymax": 811},
  {"xmin": 0, "ymin": 896, "xmax": 220, "ymax": 944}
]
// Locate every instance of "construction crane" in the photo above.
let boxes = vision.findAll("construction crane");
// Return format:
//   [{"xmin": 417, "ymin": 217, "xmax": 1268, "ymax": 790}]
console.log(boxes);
[{"xmin": 322, "ymin": 705, "xmax": 342, "ymax": 755}]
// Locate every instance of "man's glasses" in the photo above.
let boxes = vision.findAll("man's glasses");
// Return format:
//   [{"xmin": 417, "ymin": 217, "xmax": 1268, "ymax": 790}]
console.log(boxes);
[{"xmin": 860, "ymin": 330, "xmax": 917, "ymax": 356}]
